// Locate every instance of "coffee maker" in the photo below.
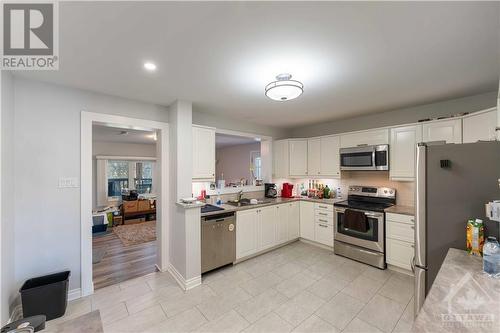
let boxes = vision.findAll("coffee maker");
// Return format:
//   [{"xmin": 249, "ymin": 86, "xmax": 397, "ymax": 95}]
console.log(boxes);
[
  {"xmin": 264, "ymin": 183, "xmax": 277, "ymax": 198},
  {"xmin": 281, "ymin": 183, "xmax": 294, "ymax": 198}
]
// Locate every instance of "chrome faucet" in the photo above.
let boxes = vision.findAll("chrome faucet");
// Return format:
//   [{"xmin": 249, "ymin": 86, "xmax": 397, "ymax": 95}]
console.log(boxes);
[{"xmin": 237, "ymin": 190, "xmax": 244, "ymax": 202}]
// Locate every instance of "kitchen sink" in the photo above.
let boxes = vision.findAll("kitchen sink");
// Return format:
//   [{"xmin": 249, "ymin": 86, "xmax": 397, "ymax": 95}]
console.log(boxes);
[{"xmin": 225, "ymin": 199, "xmax": 273, "ymax": 207}]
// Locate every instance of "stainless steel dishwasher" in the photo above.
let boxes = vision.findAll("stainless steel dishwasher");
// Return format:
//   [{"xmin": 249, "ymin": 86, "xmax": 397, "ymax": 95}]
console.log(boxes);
[{"xmin": 201, "ymin": 212, "xmax": 236, "ymax": 274}]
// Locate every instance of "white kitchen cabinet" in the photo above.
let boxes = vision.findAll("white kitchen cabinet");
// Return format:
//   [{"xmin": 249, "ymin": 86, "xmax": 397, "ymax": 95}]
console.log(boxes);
[
  {"xmin": 340, "ymin": 128, "xmax": 389, "ymax": 148},
  {"xmin": 315, "ymin": 222, "xmax": 334, "ymax": 247},
  {"xmin": 287, "ymin": 201, "xmax": 300, "ymax": 240},
  {"xmin": 462, "ymin": 109, "xmax": 498, "ymax": 143},
  {"xmin": 192, "ymin": 126, "xmax": 216, "ymax": 180},
  {"xmin": 299, "ymin": 201, "xmax": 315, "ymax": 241},
  {"xmin": 307, "ymin": 138, "xmax": 321, "ymax": 176},
  {"xmin": 259, "ymin": 205, "xmax": 277, "ymax": 251},
  {"xmin": 390, "ymin": 125, "xmax": 422, "ymax": 181},
  {"xmin": 236, "ymin": 209, "xmax": 259, "ymax": 259},
  {"xmin": 386, "ymin": 213, "xmax": 415, "ymax": 271},
  {"xmin": 320, "ymin": 135, "xmax": 340, "ymax": 177},
  {"xmin": 289, "ymin": 140, "xmax": 308, "ymax": 176},
  {"xmin": 276, "ymin": 204, "xmax": 289, "ymax": 244},
  {"xmin": 386, "ymin": 239, "xmax": 414, "ymax": 271},
  {"xmin": 422, "ymin": 119, "xmax": 462, "ymax": 144},
  {"xmin": 273, "ymin": 140, "xmax": 289, "ymax": 178}
]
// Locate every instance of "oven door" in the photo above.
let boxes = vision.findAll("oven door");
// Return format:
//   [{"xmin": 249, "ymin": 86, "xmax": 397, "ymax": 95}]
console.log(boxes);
[{"xmin": 334, "ymin": 207, "xmax": 384, "ymax": 252}]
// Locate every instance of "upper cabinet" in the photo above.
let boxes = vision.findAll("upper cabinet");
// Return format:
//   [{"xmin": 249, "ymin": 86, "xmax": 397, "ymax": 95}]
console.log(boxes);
[
  {"xmin": 192, "ymin": 125, "xmax": 215, "ymax": 180},
  {"xmin": 289, "ymin": 140, "xmax": 308, "ymax": 176},
  {"xmin": 273, "ymin": 140, "xmax": 289, "ymax": 179},
  {"xmin": 307, "ymin": 138, "xmax": 321, "ymax": 176},
  {"xmin": 462, "ymin": 109, "xmax": 497, "ymax": 143},
  {"xmin": 422, "ymin": 119, "xmax": 462, "ymax": 144},
  {"xmin": 320, "ymin": 136, "xmax": 340, "ymax": 177},
  {"xmin": 340, "ymin": 128, "xmax": 389, "ymax": 148},
  {"xmin": 390, "ymin": 125, "xmax": 422, "ymax": 181}
]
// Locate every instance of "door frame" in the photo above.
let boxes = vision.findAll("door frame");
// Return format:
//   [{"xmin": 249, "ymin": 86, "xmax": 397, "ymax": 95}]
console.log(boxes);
[{"xmin": 81, "ymin": 111, "xmax": 169, "ymax": 297}]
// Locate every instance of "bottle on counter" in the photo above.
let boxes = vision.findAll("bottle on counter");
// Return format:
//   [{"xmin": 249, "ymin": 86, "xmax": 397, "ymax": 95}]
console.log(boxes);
[
  {"xmin": 336, "ymin": 187, "xmax": 342, "ymax": 199},
  {"xmin": 466, "ymin": 218, "xmax": 485, "ymax": 256},
  {"xmin": 483, "ymin": 237, "xmax": 500, "ymax": 277},
  {"xmin": 323, "ymin": 185, "xmax": 330, "ymax": 199}
]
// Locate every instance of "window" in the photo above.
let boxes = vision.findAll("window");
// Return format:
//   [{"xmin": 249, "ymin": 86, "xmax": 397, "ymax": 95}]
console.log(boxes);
[
  {"xmin": 107, "ymin": 161, "xmax": 129, "ymax": 197},
  {"xmin": 251, "ymin": 151, "xmax": 262, "ymax": 180},
  {"xmin": 134, "ymin": 162, "xmax": 153, "ymax": 194},
  {"xmin": 106, "ymin": 160, "xmax": 154, "ymax": 198}
]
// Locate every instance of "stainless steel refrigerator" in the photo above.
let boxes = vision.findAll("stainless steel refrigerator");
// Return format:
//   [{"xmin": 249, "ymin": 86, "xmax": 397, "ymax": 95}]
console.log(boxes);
[{"xmin": 414, "ymin": 141, "xmax": 500, "ymax": 315}]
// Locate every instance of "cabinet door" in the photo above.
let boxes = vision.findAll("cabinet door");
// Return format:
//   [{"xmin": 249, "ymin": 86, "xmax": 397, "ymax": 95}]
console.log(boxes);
[
  {"xmin": 289, "ymin": 140, "xmax": 308, "ymax": 176},
  {"xmin": 259, "ymin": 206, "xmax": 277, "ymax": 251},
  {"xmin": 386, "ymin": 239, "xmax": 414, "ymax": 271},
  {"xmin": 273, "ymin": 140, "xmax": 289, "ymax": 178},
  {"xmin": 193, "ymin": 126, "xmax": 215, "ymax": 179},
  {"xmin": 315, "ymin": 223, "xmax": 334, "ymax": 247},
  {"xmin": 236, "ymin": 209, "xmax": 258, "ymax": 259},
  {"xmin": 288, "ymin": 202, "xmax": 300, "ymax": 240},
  {"xmin": 276, "ymin": 204, "xmax": 289, "ymax": 244},
  {"xmin": 340, "ymin": 129, "xmax": 389, "ymax": 148},
  {"xmin": 299, "ymin": 201, "xmax": 315, "ymax": 241},
  {"xmin": 307, "ymin": 138, "xmax": 321, "ymax": 176},
  {"xmin": 462, "ymin": 110, "xmax": 497, "ymax": 143},
  {"xmin": 390, "ymin": 125, "xmax": 422, "ymax": 181},
  {"xmin": 422, "ymin": 119, "xmax": 462, "ymax": 144},
  {"xmin": 320, "ymin": 136, "xmax": 340, "ymax": 177}
]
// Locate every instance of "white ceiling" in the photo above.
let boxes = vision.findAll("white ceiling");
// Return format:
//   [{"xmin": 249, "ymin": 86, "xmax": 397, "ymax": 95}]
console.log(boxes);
[
  {"xmin": 16, "ymin": 2, "xmax": 500, "ymax": 128},
  {"xmin": 216, "ymin": 133, "xmax": 260, "ymax": 149},
  {"xmin": 93, "ymin": 125, "xmax": 156, "ymax": 144}
]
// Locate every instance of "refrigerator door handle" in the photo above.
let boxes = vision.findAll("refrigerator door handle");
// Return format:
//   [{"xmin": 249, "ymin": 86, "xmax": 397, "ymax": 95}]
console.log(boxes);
[
  {"xmin": 411, "ymin": 256, "xmax": 415, "ymax": 273},
  {"xmin": 414, "ymin": 267, "xmax": 427, "ymax": 317},
  {"xmin": 415, "ymin": 143, "xmax": 426, "ymax": 268}
]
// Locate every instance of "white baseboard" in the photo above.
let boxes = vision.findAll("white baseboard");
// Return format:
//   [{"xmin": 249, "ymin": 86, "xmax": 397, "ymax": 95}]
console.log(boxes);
[
  {"xmin": 167, "ymin": 263, "xmax": 201, "ymax": 291},
  {"xmin": 299, "ymin": 238, "xmax": 334, "ymax": 251},
  {"xmin": 68, "ymin": 288, "xmax": 82, "ymax": 301}
]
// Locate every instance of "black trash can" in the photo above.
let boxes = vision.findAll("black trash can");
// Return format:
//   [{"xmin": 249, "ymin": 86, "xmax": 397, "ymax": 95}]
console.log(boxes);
[{"xmin": 20, "ymin": 271, "xmax": 70, "ymax": 321}]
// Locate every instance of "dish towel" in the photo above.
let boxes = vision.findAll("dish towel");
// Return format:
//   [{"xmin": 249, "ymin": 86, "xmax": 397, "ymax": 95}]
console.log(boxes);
[{"xmin": 344, "ymin": 209, "xmax": 368, "ymax": 233}]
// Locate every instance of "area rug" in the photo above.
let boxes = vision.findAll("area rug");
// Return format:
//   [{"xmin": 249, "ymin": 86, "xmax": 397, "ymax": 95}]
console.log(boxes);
[
  {"xmin": 113, "ymin": 221, "xmax": 156, "ymax": 246},
  {"xmin": 92, "ymin": 248, "xmax": 107, "ymax": 264}
]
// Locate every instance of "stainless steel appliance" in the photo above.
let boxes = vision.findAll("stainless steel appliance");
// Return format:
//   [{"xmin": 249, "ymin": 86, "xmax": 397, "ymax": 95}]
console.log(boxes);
[
  {"xmin": 340, "ymin": 145, "xmax": 389, "ymax": 171},
  {"xmin": 334, "ymin": 185, "xmax": 396, "ymax": 268},
  {"xmin": 201, "ymin": 212, "xmax": 236, "ymax": 274},
  {"xmin": 265, "ymin": 183, "xmax": 278, "ymax": 198},
  {"xmin": 414, "ymin": 141, "xmax": 500, "ymax": 315}
]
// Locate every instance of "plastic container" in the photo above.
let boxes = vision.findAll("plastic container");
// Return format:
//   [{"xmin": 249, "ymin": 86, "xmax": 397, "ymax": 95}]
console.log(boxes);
[
  {"xmin": 483, "ymin": 237, "xmax": 500, "ymax": 277},
  {"xmin": 20, "ymin": 271, "xmax": 70, "ymax": 320}
]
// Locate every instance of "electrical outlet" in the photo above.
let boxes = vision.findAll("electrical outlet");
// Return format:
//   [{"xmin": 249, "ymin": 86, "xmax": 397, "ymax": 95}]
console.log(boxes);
[{"xmin": 58, "ymin": 177, "xmax": 79, "ymax": 188}]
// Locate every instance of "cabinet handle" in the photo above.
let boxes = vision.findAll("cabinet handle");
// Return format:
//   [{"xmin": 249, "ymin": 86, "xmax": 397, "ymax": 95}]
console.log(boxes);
[
  {"xmin": 319, "ymin": 205, "xmax": 327, "ymax": 209},
  {"xmin": 318, "ymin": 212, "xmax": 327, "ymax": 216},
  {"xmin": 319, "ymin": 224, "xmax": 328, "ymax": 228},
  {"xmin": 410, "ymin": 218, "xmax": 415, "ymax": 222},
  {"xmin": 357, "ymin": 144, "xmax": 368, "ymax": 147},
  {"xmin": 319, "ymin": 219, "xmax": 328, "ymax": 223},
  {"xmin": 410, "ymin": 226, "xmax": 415, "ymax": 230}
]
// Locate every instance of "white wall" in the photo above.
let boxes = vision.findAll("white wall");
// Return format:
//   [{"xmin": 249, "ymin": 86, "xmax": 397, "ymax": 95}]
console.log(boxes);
[
  {"xmin": 1, "ymin": 72, "xmax": 16, "ymax": 324},
  {"xmin": 216, "ymin": 143, "xmax": 260, "ymax": 184},
  {"xmin": 12, "ymin": 77, "xmax": 169, "ymax": 292}
]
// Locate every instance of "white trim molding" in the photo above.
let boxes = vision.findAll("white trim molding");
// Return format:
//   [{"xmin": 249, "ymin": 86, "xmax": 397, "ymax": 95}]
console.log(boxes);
[
  {"xmin": 81, "ymin": 111, "xmax": 170, "ymax": 297},
  {"xmin": 167, "ymin": 263, "xmax": 202, "ymax": 291},
  {"xmin": 68, "ymin": 288, "xmax": 82, "ymax": 301},
  {"xmin": 95, "ymin": 155, "xmax": 157, "ymax": 161}
]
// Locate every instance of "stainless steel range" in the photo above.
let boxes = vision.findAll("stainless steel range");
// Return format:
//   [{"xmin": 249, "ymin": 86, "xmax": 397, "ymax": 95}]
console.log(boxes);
[{"xmin": 334, "ymin": 186, "xmax": 396, "ymax": 269}]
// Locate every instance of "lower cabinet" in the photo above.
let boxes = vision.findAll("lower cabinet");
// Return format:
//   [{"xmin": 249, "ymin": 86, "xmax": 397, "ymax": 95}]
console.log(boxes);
[
  {"xmin": 386, "ymin": 239, "xmax": 414, "ymax": 271},
  {"xmin": 386, "ymin": 213, "xmax": 415, "ymax": 271},
  {"xmin": 276, "ymin": 204, "xmax": 289, "ymax": 244},
  {"xmin": 314, "ymin": 222, "xmax": 333, "ymax": 246},
  {"xmin": 287, "ymin": 202, "xmax": 300, "ymax": 240},
  {"xmin": 299, "ymin": 201, "xmax": 315, "ymax": 241},
  {"xmin": 258, "ymin": 206, "xmax": 277, "ymax": 251},
  {"xmin": 236, "ymin": 209, "xmax": 259, "ymax": 259}
]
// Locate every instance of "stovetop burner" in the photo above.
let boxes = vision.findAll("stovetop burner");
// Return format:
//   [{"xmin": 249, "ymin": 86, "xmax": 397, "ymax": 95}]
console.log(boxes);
[{"xmin": 333, "ymin": 185, "xmax": 396, "ymax": 212}]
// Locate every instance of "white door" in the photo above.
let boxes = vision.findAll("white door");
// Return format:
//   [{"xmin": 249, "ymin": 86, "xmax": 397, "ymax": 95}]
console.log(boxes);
[
  {"xmin": 276, "ymin": 204, "xmax": 288, "ymax": 244},
  {"xmin": 422, "ymin": 119, "xmax": 462, "ymax": 144},
  {"xmin": 299, "ymin": 201, "xmax": 315, "ymax": 241},
  {"xmin": 307, "ymin": 138, "xmax": 321, "ymax": 176},
  {"xmin": 320, "ymin": 136, "xmax": 340, "ymax": 177},
  {"xmin": 192, "ymin": 126, "xmax": 216, "ymax": 180},
  {"xmin": 236, "ymin": 209, "xmax": 259, "ymax": 259},
  {"xmin": 289, "ymin": 140, "xmax": 308, "ymax": 176},
  {"xmin": 273, "ymin": 140, "xmax": 289, "ymax": 178},
  {"xmin": 288, "ymin": 202, "xmax": 300, "ymax": 240},
  {"xmin": 462, "ymin": 109, "xmax": 497, "ymax": 143},
  {"xmin": 340, "ymin": 129, "xmax": 389, "ymax": 148},
  {"xmin": 390, "ymin": 125, "xmax": 422, "ymax": 181},
  {"xmin": 259, "ymin": 206, "xmax": 277, "ymax": 251}
]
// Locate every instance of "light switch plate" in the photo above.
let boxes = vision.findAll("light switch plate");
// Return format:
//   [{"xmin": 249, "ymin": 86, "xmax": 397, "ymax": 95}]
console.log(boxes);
[{"xmin": 58, "ymin": 177, "xmax": 79, "ymax": 188}]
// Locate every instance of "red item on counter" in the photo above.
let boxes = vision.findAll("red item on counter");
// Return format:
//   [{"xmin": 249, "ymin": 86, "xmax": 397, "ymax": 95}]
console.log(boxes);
[{"xmin": 281, "ymin": 183, "xmax": 294, "ymax": 198}]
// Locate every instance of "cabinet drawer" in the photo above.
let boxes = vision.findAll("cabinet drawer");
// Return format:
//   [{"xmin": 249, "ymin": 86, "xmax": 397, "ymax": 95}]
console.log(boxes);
[
  {"xmin": 314, "ymin": 203, "xmax": 333, "ymax": 212},
  {"xmin": 315, "ymin": 222, "xmax": 334, "ymax": 247},
  {"xmin": 315, "ymin": 210, "xmax": 334, "ymax": 219},
  {"xmin": 386, "ymin": 213, "xmax": 414, "ymax": 225},
  {"xmin": 386, "ymin": 239, "xmax": 414, "ymax": 271},
  {"xmin": 315, "ymin": 215, "xmax": 333, "ymax": 226},
  {"xmin": 387, "ymin": 221, "xmax": 414, "ymax": 243}
]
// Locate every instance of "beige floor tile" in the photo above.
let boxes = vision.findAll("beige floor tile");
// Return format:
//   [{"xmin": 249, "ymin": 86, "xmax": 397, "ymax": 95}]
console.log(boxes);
[
  {"xmin": 144, "ymin": 307, "xmax": 207, "ymax": 333},
  {"xmin": 239, "ymin": 271, "xmax": 283, "ymax": 296},
  {"xmin": 159, "ymin": 285, "xmax": 216, "ymax": 318},
  {"xmin": 195, "ymin": 309, "xmax": 250, "ymax": 333},
  {"xmin": 125, "ymin": 284, "xmax": 183, "ymax": 315},
  {"xmin": 235, "ymin": 289, "xmax": 289, "ymax": 323},
  {"xmin": 206, "ymin": 270, "xmax": 253, "ymax": 293},
  {"xmin": 356, "ymin": 294, "xmax": 405, "ymax": 333},
  {"xmin": 392, "ymin": 319, "xmax": 414, "ymax": 333},
  {"xmin": 401, "ymin": 297, "xmax": 415, "ymax": 323},
  {"xmin": 330, "ymin": 261, "xmax": 368, "ymax": 282},
  {"xmin": 100, "ymin": 302, "xmax": 129, "ymax": 325},
  {"xmin": 275, "ymin": 271, "xmax": 317, "ymax": 298},
  {"xmin": 145, "ymin": 273, "xmax": 176, "ymax": 290},
  {"xmin": 104, "ymin": 304, "xmax": 167, "ymax": 333},
  {"xmin": 377, "ymin": 274, "xmax": 414, "ymax": 306},
  {"xmin": 243, "ymin": 312, "xmax": 294, "ymax": 333},
  {"xmin": 243, "ymin": 259, "xmax": 278, "ymax": 278},
  {"xmin": 292, "ymin": 315, "xmax": 339, "ymax": 333},
  {"xmin": 343, "ymin": 317, "xmax": 383, "ymax": 333},
  {"xmin": 92, "ymin": 281, "xmax": 151, "ymax": 310},
  {"xmin": 196, "ymin": 286, "xmax": 252, "ymax": 320},
  {"xmin": 307, "ymin": 276, "xmax": 349, "ymax": 301},
  {"xmin": 342, "ymin": 275, "xmax": 385, "ymax": 303},
  {"xmin": 361, "ymin": 266, "xmax": 393, "ymax": 283},
  {"xmin": 315, "ymin": 292, "xmax": 364, "ymax": 330},
  {"xmin": 305, "ymin": 261, "xmax": 336, "ymax": 279},
  {"xmin": 274, "ymin": 291, "xmax": 325, "ymax": 326},
  {"xmin": 272, "ymin": 262, "xmax": 306, "ymax": 279},
  {"xmin": 48, "ymin": 296, "xmax": 92, "ymax": 325}
]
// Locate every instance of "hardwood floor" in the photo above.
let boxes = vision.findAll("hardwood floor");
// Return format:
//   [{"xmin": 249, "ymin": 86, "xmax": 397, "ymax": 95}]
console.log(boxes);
[{"xmin": 92, "ymin": 228, "xmax": 157, "ymax": 290}]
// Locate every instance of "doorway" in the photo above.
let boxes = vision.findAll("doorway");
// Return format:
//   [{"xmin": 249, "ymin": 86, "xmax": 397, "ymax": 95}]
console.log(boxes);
[{"xmin": 81, "ymin": 112, "xmax": 169, "ymax": 297}]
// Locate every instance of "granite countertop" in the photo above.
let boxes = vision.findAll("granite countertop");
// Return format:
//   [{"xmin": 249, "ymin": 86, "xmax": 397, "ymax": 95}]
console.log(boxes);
[
  {"xmin": 413, "ymin": 248, "xmax": 500, "ymax": 332},
  {"xmin": 201, "ymin": 197, "xmax": 344, "ymax": 216},
  {"xmin": 385, "ymin": 205, "xmax": 415, "ymax": 216}
]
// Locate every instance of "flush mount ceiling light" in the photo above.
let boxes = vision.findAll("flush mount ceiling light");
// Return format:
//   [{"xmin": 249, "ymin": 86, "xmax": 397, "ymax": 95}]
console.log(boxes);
[
  {"xmin": 143, "ymin": 62, "xmax": 157, "ymax": 71},
  {"xmin": 265, "ymin": 73, "xmax": 303, "ymax": 101}
]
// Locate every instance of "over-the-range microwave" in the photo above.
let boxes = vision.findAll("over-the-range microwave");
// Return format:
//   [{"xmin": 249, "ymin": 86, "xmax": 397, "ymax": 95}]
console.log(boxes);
[{"xmin": 339, "ymin": 144, "xmax": 389, "ymax": 171}]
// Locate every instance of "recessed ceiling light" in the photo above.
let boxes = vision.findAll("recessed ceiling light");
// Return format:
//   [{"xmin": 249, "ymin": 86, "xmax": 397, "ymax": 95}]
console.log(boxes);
[
  {"xmin": 143, "ymin": 62, "xmax": 157, "ymax": 71},
  {"xmin": 265, "ymin": 73, "xmax": 303, "ymax": 101}
]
